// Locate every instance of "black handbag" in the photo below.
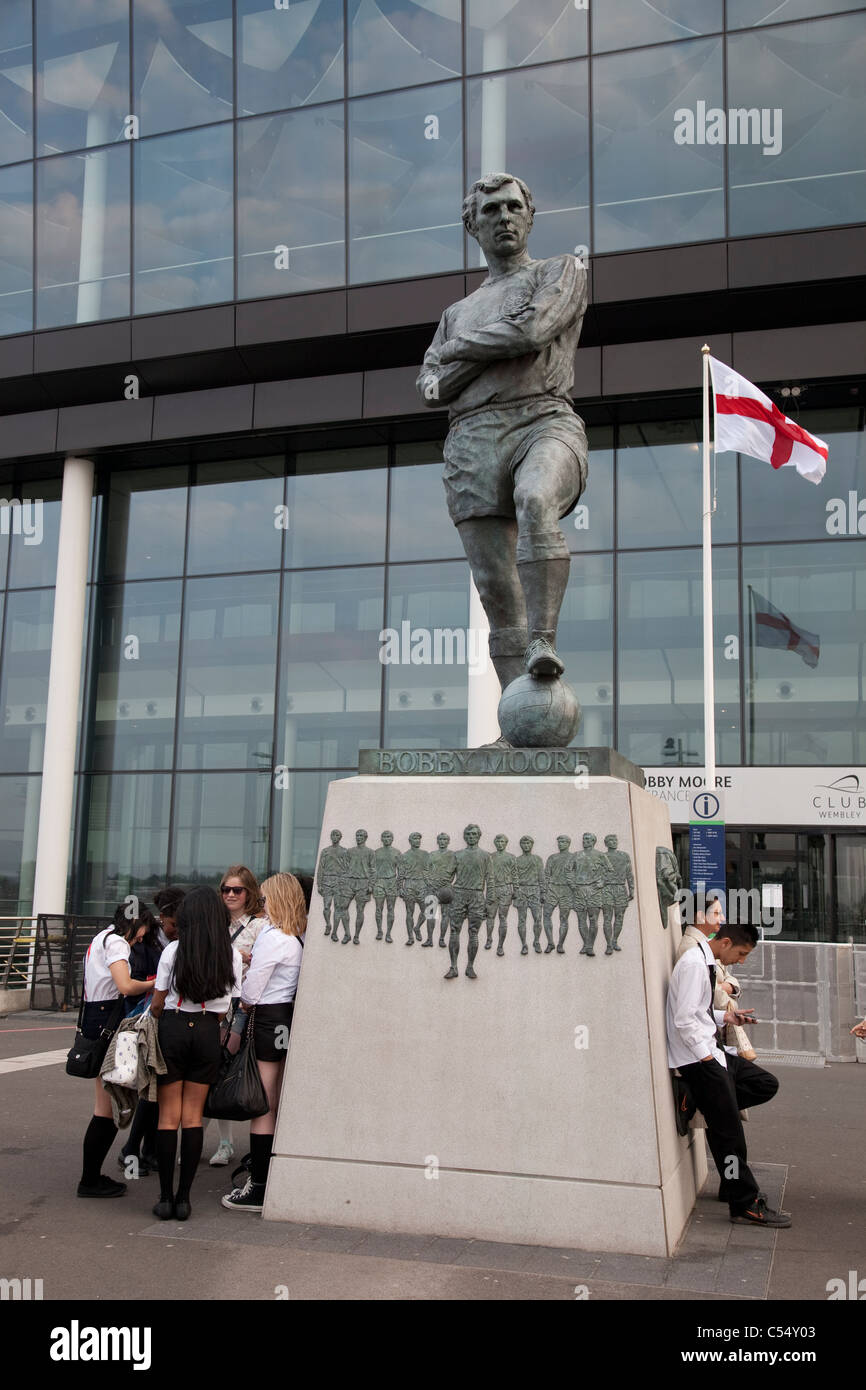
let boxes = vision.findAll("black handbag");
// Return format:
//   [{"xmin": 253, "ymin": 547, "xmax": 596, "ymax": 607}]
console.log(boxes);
[
  {"xmin": 65, "ymin": 993, "xmax": 123, "ymax": 1079},
  {"xmin": 203, "ymin": 1007, "xmax": 269, "ymax": 1121}
]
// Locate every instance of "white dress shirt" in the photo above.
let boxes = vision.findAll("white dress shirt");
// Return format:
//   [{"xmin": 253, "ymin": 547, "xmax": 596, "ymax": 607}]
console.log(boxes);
[
  {"xmin": 83, "ymin": 929, "xmax": 131, "ymax": 1002},
  {"xmin": 241, "ymin": 923, "xmax": 303, "ymax": 1007},
  {"xmin": 155, "ymin": 939, "xmax": 243, "ymax": 1013},
  {"xmin": 666, "ymin": 934, "xmax": 728, "ymax": 1069}
]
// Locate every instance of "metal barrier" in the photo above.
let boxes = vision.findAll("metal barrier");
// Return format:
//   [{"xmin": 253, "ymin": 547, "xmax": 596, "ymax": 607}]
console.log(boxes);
[
  {"xmin": 0, "ymin": 917, "xmax": 38, "ymax": 993},
  {"xmin": 29, "ymin": 916, "xmax": 111, "ymax": 1011}
]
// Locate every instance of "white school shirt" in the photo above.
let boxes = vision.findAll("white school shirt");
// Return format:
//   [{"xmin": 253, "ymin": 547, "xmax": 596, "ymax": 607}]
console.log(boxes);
[
  {"xmin": 229, "ymin": 914, "xmax": 267, "ymax": 981},
  {"xmin": 665, "ymin": 934, "xmax": 728, "ymax": 1069},
  {"xmin": 83, "ymin": 929, "xmax": 131, "ymax": 1002},
  {"xmin": 241, "ymin": 923, "xmax": 303, "ymax": 1007},
  {"xmin": 155, "ymin": 939, "xmax": 243, "ymax": 1013}
]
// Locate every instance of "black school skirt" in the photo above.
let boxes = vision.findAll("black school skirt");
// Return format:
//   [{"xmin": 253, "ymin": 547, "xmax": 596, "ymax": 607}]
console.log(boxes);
[
  {"xmin": 252, "ymin": 1002, "xmax": 294, "ymax": 1063},
  {"xmin": 157, "ymin": 1010, "xmax": 221, "ymax": 1085}
]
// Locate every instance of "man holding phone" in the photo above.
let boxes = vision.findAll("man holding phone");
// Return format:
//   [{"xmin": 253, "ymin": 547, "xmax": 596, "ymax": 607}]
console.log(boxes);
[{"xmin": 666, "ymin": 920, "xmax": 790, "ymax": 1228}]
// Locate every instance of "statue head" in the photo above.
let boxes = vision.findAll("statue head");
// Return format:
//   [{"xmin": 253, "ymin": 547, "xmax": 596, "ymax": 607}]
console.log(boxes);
[
  {"xmin": 408, "ymin": 832, "xmax": 422, "ymax": 849},
  {"xmin": 556, "ymin": 834, "xmax": 571, "ymax": 852},
  {"xmin": 462, "ymin": 173, "xmax": 535, "ymax": 262},
  {"xmin": 656, "ymin": 846, "xmax": 682, "ymax": 928},
  {"xmin": 436, "ymin": 832, "xmax": 450, "ymax": 849},
  {"xmin": 583, "ymin": 832, "xmax": 596, "ymax": 850},
  {"xmin": 520, "ymin": 835, "xmax": 534, "ymax": 853},
  {"xmin": 463, "ymin": 823, "xmax": 481, "ymax": 847},
  {"xmin": 329, "ymin": 829, "xmax": 342, "ymax": 845},
  {"xmin": 355, "ymin": 829, "xmax": 367, "ymax": 845},
  {"xmin": 604, "ymin": 834, "xmax": 618, "ymax": 851},
  {"xmin": 494, "ymin": 834, "xmax": 508, "ymax": 851},
  {"xmin": 380, "ymin": 830, "xmax": 393, "ymax": 847}
]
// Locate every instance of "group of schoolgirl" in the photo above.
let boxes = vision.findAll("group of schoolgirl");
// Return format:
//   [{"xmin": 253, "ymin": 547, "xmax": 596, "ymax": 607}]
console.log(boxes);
[{"xmin": 76, "ymin": 865, "xmax": 306, "ymax": 1219}]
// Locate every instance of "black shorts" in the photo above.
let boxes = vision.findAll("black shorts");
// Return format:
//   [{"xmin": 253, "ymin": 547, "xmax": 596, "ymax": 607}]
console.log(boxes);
[
  {"xmin": 157, "ymin": 1010, "xmax": 222, "ymax": 1085},
  {"xmin": 252, "ymin": 1003, "xmax": 294, "ymax": 1063},
  {"xmin": 80, "ymin": 998, "xmax": 124, "ymax": 1041}
]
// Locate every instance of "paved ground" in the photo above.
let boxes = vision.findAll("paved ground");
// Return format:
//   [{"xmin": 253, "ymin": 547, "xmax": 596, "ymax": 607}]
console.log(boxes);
[{"xmin": 1, "ymin": 1010, "xmax": 863, "ymax": 1302}]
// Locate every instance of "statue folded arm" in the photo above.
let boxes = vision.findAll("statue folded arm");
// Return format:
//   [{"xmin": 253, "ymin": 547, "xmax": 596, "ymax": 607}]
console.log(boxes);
[
  {"xmin": 437, "ymin": 255, "xmax": 586, "ymax": 364},
  {"xmin": 416, "ymin": 312, "xmax": 487, "ymax": 407}
]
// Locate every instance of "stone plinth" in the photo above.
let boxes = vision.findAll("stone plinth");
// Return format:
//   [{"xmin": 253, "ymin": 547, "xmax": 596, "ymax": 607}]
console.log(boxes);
[{"xmin": 265, "ymin": 769, "xmax": 706, "ymax": 1256}]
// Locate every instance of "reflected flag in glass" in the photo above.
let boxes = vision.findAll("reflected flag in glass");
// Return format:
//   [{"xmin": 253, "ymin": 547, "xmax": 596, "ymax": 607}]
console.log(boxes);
[{"xmin": 749, "ymin": 586, "xmax": 819, "ymax": 669}]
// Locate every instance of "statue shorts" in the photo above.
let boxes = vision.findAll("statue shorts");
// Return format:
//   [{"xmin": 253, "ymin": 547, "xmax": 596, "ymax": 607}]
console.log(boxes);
[
  {"xmin": 574, "ymin": 885, "xmax": 605, "ymax": 915},
  {"xmin": 443, "ymin": 396, "xmax": 587, "ymax": 556},
  {"xmin": 545, "ymin": 885, "xmax": 573, "ymax": 917},
  {"xmin": 450, "ymin": 888, "xmax": 487, "ymax": 929}
]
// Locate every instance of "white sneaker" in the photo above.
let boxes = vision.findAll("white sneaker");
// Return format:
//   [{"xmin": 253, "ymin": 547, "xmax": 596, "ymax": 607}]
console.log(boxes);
[{"xmin": 209, "ymin": 1139, "xmax": 234, "ymax": 1167}]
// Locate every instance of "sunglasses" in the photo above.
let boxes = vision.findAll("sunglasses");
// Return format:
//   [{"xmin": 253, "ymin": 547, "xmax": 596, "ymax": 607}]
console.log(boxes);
[{"xmin": 221, "ymin": 886, "xmax": 246, "ymax": 897}]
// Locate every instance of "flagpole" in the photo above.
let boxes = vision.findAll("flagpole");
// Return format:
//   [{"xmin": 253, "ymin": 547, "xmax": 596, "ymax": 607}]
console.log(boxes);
[
  {"xmin": 701, "ymin": 344, "xmax": 716, "ymax": 794},
  {"xmin": 747, "ymin": 584, "xmax": 755, "ymax": 766}
]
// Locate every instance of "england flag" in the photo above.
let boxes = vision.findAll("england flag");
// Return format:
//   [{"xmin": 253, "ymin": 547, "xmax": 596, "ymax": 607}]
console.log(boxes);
[{"xmin": 708, "ymin": 356, "xmax": 828, "ymax": 485}]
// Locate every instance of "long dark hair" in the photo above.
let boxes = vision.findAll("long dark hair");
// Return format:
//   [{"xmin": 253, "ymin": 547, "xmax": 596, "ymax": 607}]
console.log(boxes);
[
  {"xmin": 173, "ymin": 886, "xmax": 235, "ymax": 1004},
  {"xmin": 110, "ymin": 902, "xmax": 160, "ymax": 947}
]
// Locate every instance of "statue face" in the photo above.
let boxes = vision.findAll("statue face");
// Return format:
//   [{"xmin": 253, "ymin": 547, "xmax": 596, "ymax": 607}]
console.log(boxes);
[
  {"xmin": 330, "ymin": 830, "xmax": 342, "ymax": 845},
  {"xmin": 437, "ymin": 833, "xmax": 449, "ymax": 849},
  {"xmin": 464, "ymin": 825, "xmax": 480, "ymax": 847},
  {"xmin": 409, "ymin": 833, "xmax": 421, "ymax": 848},
  {"xmin": 474, "ymin": 180, "xmax": 531, "ymax": 263},
  {"xmin": 494, "ymin": 835, "xmax": 507, "ymax": 851},
  {"xmin": 583, "ymin": 833, "xmax": 596, "ymax": 849},
  {"xmin": 355, "ymin": 830, "xmax": 367, "ymax": 845},
  {"xmin": 605, "ymin": 835, "xmax": 617, "ymax": 851},
  {"xmin": 381, "ymin": 831, "xmax": 393, "ymax": 846},
  {"xmin": 520, "ymin": 836, "xmax": 533, "ymax": 852},
  {"xmin": 557, "ymin": 835, "xmax": 571, "ymax": 851}
]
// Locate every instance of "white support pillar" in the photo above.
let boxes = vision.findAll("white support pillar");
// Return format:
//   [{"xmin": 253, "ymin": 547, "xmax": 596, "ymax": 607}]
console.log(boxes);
[
  {"xmin": 466, "ymin": 578, "xmax": 501, "ymax": 747},
  {"xmin": 32, "ymin": 456, "xmax": 94, "ymax": 918}
]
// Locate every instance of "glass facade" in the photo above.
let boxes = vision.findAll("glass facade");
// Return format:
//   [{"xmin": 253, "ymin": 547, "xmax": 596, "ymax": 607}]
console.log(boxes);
[{"xmin": 1, "ymin": 0, "xmax": 863, "ymax": 331}]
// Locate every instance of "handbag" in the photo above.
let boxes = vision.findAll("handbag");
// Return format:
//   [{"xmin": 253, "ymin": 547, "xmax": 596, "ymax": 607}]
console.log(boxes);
[
  {"xmin": 65, "ymin": 991, "xmax": 124, "ymax": 1079},
  {"xmin": 203, "ymin": 1007, "xmax": 269, "ymax": 1121},
  {"xmin": 101, "ymin": 1010, "xmax": 148, "ymax": 1088}
]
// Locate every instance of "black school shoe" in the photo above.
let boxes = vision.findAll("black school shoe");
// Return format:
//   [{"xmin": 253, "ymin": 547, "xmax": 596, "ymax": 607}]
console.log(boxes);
[
  {"xmin": 672, "ymin": 1074, "xmax": 696, "ymax": 1136},
  {"xmin": 77, "ymin": 1175, "xmax": 127, "ymax": 1198},
  {"xmin": 730, "ymin": 1197, "xmax": 791, "ymax": 1228}
]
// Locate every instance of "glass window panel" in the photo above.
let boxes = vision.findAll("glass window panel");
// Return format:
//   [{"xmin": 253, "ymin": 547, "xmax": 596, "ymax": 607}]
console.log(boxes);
[
  {"xmin": 277, "ymin": 566, "xmax": 384, "ymax": 768},
  {"xmin": 7, "ymin": 480, "xmax": 62, "ymax": 588},
  {"xmin": 466, "ymin": 61, "xmax": 589, "ymax": 265},
  {"xmin": 178, "ymin": 573, "xmax": 280, "ymax": 769},
  {"xmin": 0, "ymin": 495, "xmax": 8, "ymax": 582},
  {"xmin": 0, "ymin": 773, "xmax": 41, "ymax": 915},
  {"xmin": 384, "ymin": 558, "xmax": 470, "ymax": 749},
  {"xmin": 0, "ymin": 588, "xmax": 54, "ymax": 774},
  {"xmin": 237, "ymin": 106, "xmax": 345, "ymax": 299},
  {"xmin": 389, "ymin": 441, "xmax": 463, "ymax": 562},
  {"xmin": 36, "ymin": 0, "xmax": 129, "ymax": 156},
  {"xmin": 348, "ymin": 0, "xmax": 461, "ymax": 97},
  {"xmin": 593, "ymin": 0, "xmax": 721, "ymax": 54},
  {"xmin": 835, "ymin": 834, "xmax": 866, "ymax": 941},
  {"xmin": 170, "ymin": 770, "xmax": 270, "ymax": 883},
  {"xmin": 104, "ymin": 467, "xmax": 189, "ymax": 581},
  {"xmin": 89, "ymin": 580, "xmax": 182, "ymax": 772},
  {"xmin": 237, "ymin": 0, "xmax": 343, "ymax": 115},
  {"xmin": 727, "ymin": 17, "xmax": 866, "ymax": 237},
  {"xmin": 467, "ymin": 0, "xmax": 586, "ymax": 74},
  {"xmin": 133, "ymin": 0, "xmax": 233, "ymax": 137},
  {"xmin": 187, "ymin": 458, "xmax": 284, "ymax": 574},
  {"xmin": 558, "ymin": 553, "xmax": 614, "ymax": 746},
  {"xmin": 617, "ymin": 420, "xmax": 737, "ymax": 548},
  {"xmin": 285, "ymin": 449, "xmax": 387, "ymax": 568},
  {"xmin": 618, "ymin": 547, "xmax": 740, "ymax": 768},
  {"xmin": 0, "ymin": 163, "xmax": 32, "ymax": 335},
  {"xmin": 271, "ymin": 769, "xmax": 347, "ymax": 876},
  {"xmin": 349, "ymin": 81, "xmax": 463, "ymax": 283},
  {"xmin": 0, "ymin": 0, "xmax": 33, "ymax": 166},
  {"xmin": 593, "ymin": 38, "xmax": 724, "ymax": 252},
  {"xmin": 728, "ymin": 0, "xmax": 865, "ymax": 28},
  {"xmin": 572, "ymin": 432, "xmax": 613, "ymax": 553},
  {"xmin": 741, "ymin": 410, "xmax": 864, "ymax": 543},
  {"xmin": 36, "ymin": 144, "xmax": 130, "ymax": 328},
  {"xmin": 134, "ymin": 124, "xmax": 233, "ymax": 313},
  {"xmin": 743, "ymin": 541, "xmax": 866, "ymax": 767},
  {"xmin": 82, "ymin": 772, "xmax": 171, "ymax": 914}
]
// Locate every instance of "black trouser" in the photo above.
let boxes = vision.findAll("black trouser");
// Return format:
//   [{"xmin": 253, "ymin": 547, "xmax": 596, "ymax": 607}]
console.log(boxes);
[{"xmin": 678, "ymin": 1054, "xmax": 779, "ymax": 1213}]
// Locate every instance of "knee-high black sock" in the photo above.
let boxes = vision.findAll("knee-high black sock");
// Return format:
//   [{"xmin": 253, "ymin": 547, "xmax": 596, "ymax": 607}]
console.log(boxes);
[
  {"xmin": 249, "ymin": 1133, "xmax": 274, "ymax": 1188},
  {"xmin": 81, "ymin": 1115, "xmax": 118, "ymax": 1186},
  {"xmin": 155, "ymin": 1129, "xmax": 178, "ymax": 1203},
  {"xmin": 177, "ymin": 1127, "xmax": 203, "ymax": 1201},
  {"xmin": 124, "ymin": 1097, "xmax": 157, "ymax": 1159},
  {"xmin": 141, "ymin": 1100, "xmax": 160, "ymax": 1159}
]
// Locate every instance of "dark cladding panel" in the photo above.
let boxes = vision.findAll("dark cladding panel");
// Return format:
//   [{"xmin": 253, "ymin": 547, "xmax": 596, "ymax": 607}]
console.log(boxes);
[
  {"xmin": 0, "ymin": 336, "xmax": 33, "ymax": 379},
  {"xmin": 34, "ymin": 320, "xmax": 132, "ymax": 374},
  {"xmin": 132, "ymin": 306, "xmax": 235, "ymax": 361},
  {"xmin": 347, "ymin": 275, "xmax": 465, "ymax": 333},
  {"xmin": 254, "ymin": 373, "xmax": 363, "ymax": 428},
  {"xmin": 364, "ymin": 365, "xmax": 432, "ymax": 418},
  {"xmin": 594, "ymin": 242, "xmax": 726, "ymax": 303},
  {"xmin": 57, "ymin": 398, "xmax": 154, "ymax": 452},
  {"xmin": 573, "ymin": 346, "xmax": 601, "ymax": 400},
  {"xmin": 729, "ymin": 228, "xmax": 866, "ymax": 289},
  {"xmin": 152, "ymin": 385, "xmax": 254, "ymax": 441},
  {"xmin": 0, "ymin": 409, "xmax": 58, "ymax": 459},
  {"xmin": 236, "ymin": 291, "xmax": 347, "ymax": 345},
  {"xmin": 733, "ymin": 321, "xmax": 866, "ymax": 384},
  {"xmin": 603, "ymin": 334, "xmax": 732, "ymax": 396}
]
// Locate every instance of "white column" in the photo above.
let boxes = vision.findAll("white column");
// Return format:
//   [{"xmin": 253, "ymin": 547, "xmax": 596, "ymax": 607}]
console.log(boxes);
[
  {"xmin": 478, "ymin": 29, "xmax": 508, "ymax": 268},
  {"xmin": 17, "ymin": 726, "xmax": 44, "ymax": 913},
  {"xmin": 278, "ymin": 717, "xmax": 298, "ymax": 870},
  {"xmin": 77, "ymin": 112, "xmax": 108, "ymax": 323},
  {"xmin": 32, "ymin": 456, "xmax": 94, "ymax": 917},
  {"xmin": 466, "ymin": 578, "xmax": 501, "ymax": 747}
]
